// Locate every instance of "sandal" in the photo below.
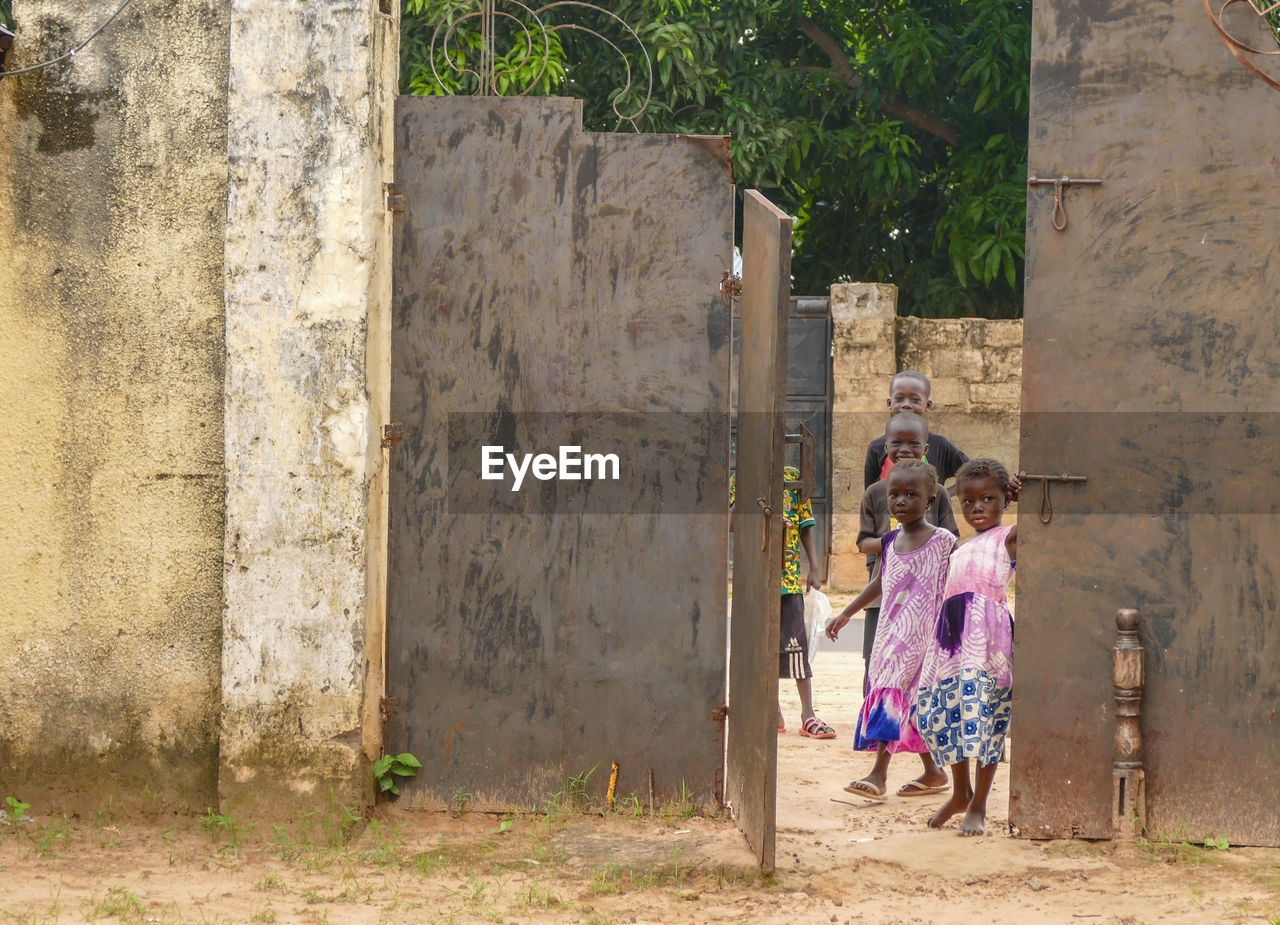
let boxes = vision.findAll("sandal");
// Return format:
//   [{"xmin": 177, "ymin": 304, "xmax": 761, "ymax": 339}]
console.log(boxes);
[
  {"xmin": 799, "ymin": 717, "xmax": 837, "ymax": 740},
  {"xmin": 898, "ymin": 779, "xmax": 949, "ymax": 797},
  {"xmin": 843, "ymin": 779, "xmax": 887, "ymax": 802}
]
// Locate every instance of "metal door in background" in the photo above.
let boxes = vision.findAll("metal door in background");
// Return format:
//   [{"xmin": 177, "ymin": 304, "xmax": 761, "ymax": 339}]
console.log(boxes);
[
  {"xmin": 730, "ymin": 297, "xmax": 834, "ymax": 581},
  {"xmin": 785, "ymin": 297, "xmax": 833, "ymax": 580},
  {"xmin": 387, "ymin": 97, "xmax": 734, "ymax": 809},
  {"xmin": 1012, "ymin": 0, "xmax": 1280, "ymax": 844},
  {"xmin": 725, "ymin": 191, "xmax": 792, "ymax": 873}
]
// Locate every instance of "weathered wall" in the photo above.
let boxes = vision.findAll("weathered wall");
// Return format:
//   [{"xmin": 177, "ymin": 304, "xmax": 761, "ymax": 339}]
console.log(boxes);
[
  {"xmin": 219, "ymin": 0, "xmax": 396, "ymax": 817},
  {"xmin": 829, "ymin": 283, "xmax": 1022, "ymax": 589},
  {"xmin": 0, "ymin": 0, "xmax": 230, "ymax": 807}
]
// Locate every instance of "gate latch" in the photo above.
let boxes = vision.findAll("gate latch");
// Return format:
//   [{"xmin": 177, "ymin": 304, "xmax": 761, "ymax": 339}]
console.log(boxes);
[
  {"xmin": 1017, "ymin": 471, "xmax": 1088, "ymax": 524},
  {"xmin": 383, "ymin": 181, "xmax": 405, "ymax": 214},
  {"xmin": 718, "ymin": 271, "xmax": 742, "ymax": 305},
  {"xmin": 1027, "ymin": 175, "xmax": 1102, "ymax": 231}
]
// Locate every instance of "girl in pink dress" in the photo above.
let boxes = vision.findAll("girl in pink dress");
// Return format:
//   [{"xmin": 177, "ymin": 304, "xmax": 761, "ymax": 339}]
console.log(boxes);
[
  {"xmin": 917, "ymin": 458, "xmax": 1018, "ymax": 835},
  {"xmin": 827, "ymin": 460, "xmax": 956, "ymax": 801}
]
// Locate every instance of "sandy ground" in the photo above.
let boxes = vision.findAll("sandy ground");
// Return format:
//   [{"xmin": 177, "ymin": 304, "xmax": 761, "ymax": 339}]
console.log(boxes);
[{"xmin": 2, "ymin": 624, "xmax": 1279, "ymax": 923}]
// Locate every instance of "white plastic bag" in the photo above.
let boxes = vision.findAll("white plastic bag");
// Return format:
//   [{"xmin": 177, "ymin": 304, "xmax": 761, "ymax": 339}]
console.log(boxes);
[{"xmin": 803, "ymin": 589, "xmax": 832, "ymax": 663}]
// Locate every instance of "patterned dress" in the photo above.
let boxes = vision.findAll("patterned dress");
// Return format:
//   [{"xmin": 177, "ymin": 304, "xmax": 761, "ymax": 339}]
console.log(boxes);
[
  {"xmin": 916, "ymin": 524, "xmax": 1015, "ymax": 768},
  {"xmin": 854, "ymin": 526, "xmax": 956, "ymax": 753}
]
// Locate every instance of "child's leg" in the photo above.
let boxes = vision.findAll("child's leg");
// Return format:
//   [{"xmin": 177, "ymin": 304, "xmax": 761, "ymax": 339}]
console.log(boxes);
[
  {"xmin": 795, "ymin": 676, "xmax": 814, "ymax": 722},
  {"xmin": 929, "ymin": 760, "xmax": 974, "ymax": 828},
  {"xmin": 959, "ymin": 760, "xmax": 999, "ymax": 836},
  {"xmin": 845, "ymin": 744, "xmax": 892, "ymax": 799}
]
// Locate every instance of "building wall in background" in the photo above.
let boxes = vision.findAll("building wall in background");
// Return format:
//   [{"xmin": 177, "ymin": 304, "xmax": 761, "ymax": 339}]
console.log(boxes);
[{"xmin": 829, "ymin": 283, "xmax": 1023, "ymax": 590}]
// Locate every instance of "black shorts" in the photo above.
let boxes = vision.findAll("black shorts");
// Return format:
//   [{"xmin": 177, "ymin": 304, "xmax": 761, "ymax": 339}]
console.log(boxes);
[{"xmin": 779, "ymin": 593, "xmax": 812, "ymax": 680}]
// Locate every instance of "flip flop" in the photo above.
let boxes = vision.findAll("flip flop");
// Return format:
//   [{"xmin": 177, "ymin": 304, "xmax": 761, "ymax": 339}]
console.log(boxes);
[
  {"xmin": 800, "ymin": 717, "xmax": 837, "ymax": 740},
  {"xmin": 777, "ymin": 724, "xmax": 786, "ymax": 734},
  {"xmin": 897, "ymin": 780, "xmax": 949, "ymax": 797},
  {"xmin": 843, "ymin": 779, "xmax": 887, "ymax": 802}
]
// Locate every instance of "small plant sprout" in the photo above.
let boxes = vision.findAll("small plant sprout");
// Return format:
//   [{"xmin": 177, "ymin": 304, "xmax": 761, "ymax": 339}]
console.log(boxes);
[
  {"xmin": 3, "ymin": 795, "xmax": 31, "ymax": 823},
  {"xmin": 451, "ymin": 787, "xmax": 472, "ymax": 816},
  {"xmin": 373, "ymin": 752, "xmax": 422, "ymax": 797}
]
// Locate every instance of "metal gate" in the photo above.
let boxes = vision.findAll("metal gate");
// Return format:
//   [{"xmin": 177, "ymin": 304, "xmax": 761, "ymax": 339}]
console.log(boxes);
[
  {"xmin": 1011, "ymin": 0, "xmax": 1280, "ymax": 844},
  {"xmin": 724, "ymin": 191, "xmax": 792, "ymax": 872},
  {"xmin": 386, "ymin": 97, "xmax": 735, "ymax": 809}
]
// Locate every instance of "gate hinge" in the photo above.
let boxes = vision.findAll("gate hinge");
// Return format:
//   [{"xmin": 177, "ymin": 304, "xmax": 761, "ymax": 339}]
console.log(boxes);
[
  {"xmin": 381, "ymin": 423, "xmax": 403, "ymax": 449},
  {"xmin": 379, "ymin": 695, "xmax": 402, "ymax": 721},
  {"xmin": 383, "ymin": 181, "xmax": 405, "ymax": 214},
  {"xmin": 712, "ymin": 704, "xmax": 729, "ymax": 722},
  {"xmin": 718, "ymin": 271, "xmax": 741, "ymax": 306}
]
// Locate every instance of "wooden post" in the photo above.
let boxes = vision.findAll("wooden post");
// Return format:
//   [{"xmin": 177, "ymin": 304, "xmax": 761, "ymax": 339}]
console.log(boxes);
[{"xmin": 1113, "ymin": 608, "xmax": 1145, "ymax": 835}]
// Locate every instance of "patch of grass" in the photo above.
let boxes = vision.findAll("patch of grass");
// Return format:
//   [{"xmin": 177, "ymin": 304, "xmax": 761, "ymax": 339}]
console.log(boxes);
[
  {"xmin": 30, "ymin": 814, "xmax": 73, "ymax": 859},
  {"xmin": 658, "ymin": 780, "xmax": 701, "ymax": 822},
  {"xmin": 1135, "ymin": 827, "xmax": 1233, "ymax": 866},
  {"xmin": 510, "ymin": 882, "xmax": 559, "ymax": 912},
  {"xmin": 200, "ymin": 807, "xmax": 256, "ymax": 856},
  {"xmin": 85, "ymin": 886, "xmax": 147, "ymax": 923},
  {"xmin": 451, "ymin": 787, "xmax": 472, "ymax": 817},
  {"xmin": 411, "ymin": 847, "xmax": 448, "ymax": 876},
  {"xmin": 254, "ymin": 871, "xmax": 286, "ymax": 891}
]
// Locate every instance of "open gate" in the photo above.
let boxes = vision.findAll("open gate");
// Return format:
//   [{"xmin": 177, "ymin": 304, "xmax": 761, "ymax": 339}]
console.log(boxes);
[
  {"xmin": 724, "ymin": 191, "xmax": 793, "ymax": 872},
  {"xmin": 1012, "ymin": 0, "xmax": 1280, "ymax": 844},
  {"xmin": 386, "ymin": 99, "xmax": 787, "ymax": 857}
]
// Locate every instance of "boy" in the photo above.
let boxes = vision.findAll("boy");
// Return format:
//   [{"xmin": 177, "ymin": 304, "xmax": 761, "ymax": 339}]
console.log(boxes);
[
  {"xmin": 857, "ymin": 412, "xmax": 958, "ymax": 792},
  {"xmin": 863, "ymin": 370, "xmax": 968, "ymax": 490},
  {"xmin": 730, "ymin": 465, "xmax": 836, "ymax": 739}
]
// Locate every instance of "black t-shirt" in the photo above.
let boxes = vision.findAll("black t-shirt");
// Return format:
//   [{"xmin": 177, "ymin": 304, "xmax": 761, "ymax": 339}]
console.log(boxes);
[{"xmin": 863, "ymin": 431, "xmax": 968, "ymax": 491}]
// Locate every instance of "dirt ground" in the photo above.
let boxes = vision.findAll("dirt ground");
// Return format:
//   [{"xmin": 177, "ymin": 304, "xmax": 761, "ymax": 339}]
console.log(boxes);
[{"xmin": 3, "ymin": 618, "xmax": 1279, "ymax": 924}]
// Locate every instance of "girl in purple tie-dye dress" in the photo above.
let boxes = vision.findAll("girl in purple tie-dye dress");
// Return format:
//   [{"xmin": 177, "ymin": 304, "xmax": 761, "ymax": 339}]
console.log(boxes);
[
  {"xmin": 917, "ymin": 458, "xmax": 1018, "ymax": 836},
  {"xmin": 827, "ymin": 460, "xmax": 956, "ymax": 801}
]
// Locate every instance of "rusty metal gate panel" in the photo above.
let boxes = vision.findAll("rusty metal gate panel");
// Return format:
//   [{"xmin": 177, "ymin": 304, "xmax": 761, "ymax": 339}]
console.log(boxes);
[
  {"xmin": 725, "ymin": 191, "xmax": 792, "ymax": 872},
  {"xmin": 1012, "ymin": 0, "xmax": 1280, "ymax": 844},
  {"xmin": 387, "ymin": 97, "xmax": 733, "ymax": 809},
  {"xmin": 729, "ymin": 297, "xmax": 834, "ymax": 580}
]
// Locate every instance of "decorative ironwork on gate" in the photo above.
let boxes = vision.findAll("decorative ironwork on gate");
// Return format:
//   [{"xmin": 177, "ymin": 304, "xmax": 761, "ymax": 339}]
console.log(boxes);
[
  {"xmin": 429, "ymin": 0, "xmax": 653, "ymax": 129},
  {"xmin": 1204, "ymin": 0, "xmax": 1280, "ymax": 90}
]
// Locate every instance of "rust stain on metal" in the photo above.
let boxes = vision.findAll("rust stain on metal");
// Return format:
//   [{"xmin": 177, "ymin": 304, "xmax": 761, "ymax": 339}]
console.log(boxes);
[{"xmin": 679, "ymin": 134, "xmax": 734, "ymax": 184}]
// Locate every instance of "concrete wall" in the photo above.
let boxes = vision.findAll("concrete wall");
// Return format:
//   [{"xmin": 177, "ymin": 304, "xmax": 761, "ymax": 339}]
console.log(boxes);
[
  {"xmin": 829, "ymin": 283, "xmax": 1023, "ymax": 590},
  {"xmin": 0, "ymin": 0, "xmax": 396, "ymax": 816},
  {"xmin": 219, "ymin": 0, "xmax": 397, "ymax": 817},
  {"xmin": 0, "ymin": 0, "xmax": 230, "ymax": 808}
]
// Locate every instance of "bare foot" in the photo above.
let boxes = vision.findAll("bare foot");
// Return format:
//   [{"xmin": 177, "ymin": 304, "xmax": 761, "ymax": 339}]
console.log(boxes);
[
  {"xmin": 959, "ymin": 806, "xmax": 986, "ymax": 836},
  {"xmin": 928, "ymin": 789, "xmax": 972, "ymax": 828}
]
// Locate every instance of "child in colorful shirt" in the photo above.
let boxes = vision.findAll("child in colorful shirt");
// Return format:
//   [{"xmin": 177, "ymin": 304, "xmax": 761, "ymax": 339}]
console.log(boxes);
[{"xmin": 730, "ymin": 466, "xmax": 836, "ymax": 739}]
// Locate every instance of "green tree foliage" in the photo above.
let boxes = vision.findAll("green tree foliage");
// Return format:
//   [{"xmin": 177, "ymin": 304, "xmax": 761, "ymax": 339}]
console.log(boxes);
[{"xmin": 401, "ymin": 0, "xmax": 1030, "ymax": 318}]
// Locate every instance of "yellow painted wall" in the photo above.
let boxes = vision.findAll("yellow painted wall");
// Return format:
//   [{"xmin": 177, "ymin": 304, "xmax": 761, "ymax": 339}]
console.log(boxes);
[{"xmin": 0, "ymin": 0, "xmax": 229, "ymax": 809}]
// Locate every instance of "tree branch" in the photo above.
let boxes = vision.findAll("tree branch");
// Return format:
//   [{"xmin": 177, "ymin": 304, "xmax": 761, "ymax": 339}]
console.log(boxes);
[{"xmin": 797, "ymin": 14, "xmax": 961, "ymax": 148}]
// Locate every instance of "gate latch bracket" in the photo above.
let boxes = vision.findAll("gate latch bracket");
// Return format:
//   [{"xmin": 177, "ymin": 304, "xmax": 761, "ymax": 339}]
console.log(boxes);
[
  {"xmin": 381, "ymin": 422, "xmax": 403, "ymax": 449},
  {"xmin": 1027, "ymin": 175, "xmax": 1102, "ymax": 231},
  {"xmin": 1017, "ymin": 471, "xmax": 1088, "ymax": 523}
]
